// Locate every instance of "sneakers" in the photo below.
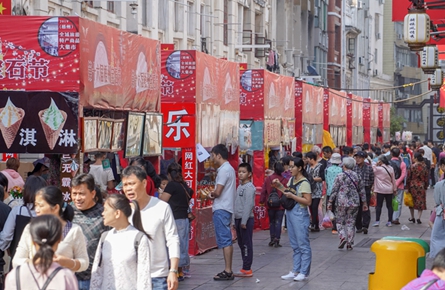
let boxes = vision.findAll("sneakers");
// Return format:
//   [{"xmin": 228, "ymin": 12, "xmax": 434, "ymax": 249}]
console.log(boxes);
[
  {"xmin": 338, "ymin": 238, "xmax": 346, "ymax": 249},
  {"xmin": 234, "ymin": 269, "xmax": 253, "ymax": 277},
  {"xmin": 386, "ymin": 222, "xmax": 392, "ymax": 227},
  {"xmin": 281, "ymin": 271, "xmax": 296, "ymax": 280},
  {"xmin": 331, "ymin": 230, "xmax": 338, "ymax": 234},
  {"xmin": 347, "ymin": 243, "xmax": 353, "ymax": 251},
  {"xmin": 294, "ymin": 273, "xmax": 307, "ymax": 282},
  {"xmin": 372, "ymin": 221, "xmax": 379, "ymax": 227}
]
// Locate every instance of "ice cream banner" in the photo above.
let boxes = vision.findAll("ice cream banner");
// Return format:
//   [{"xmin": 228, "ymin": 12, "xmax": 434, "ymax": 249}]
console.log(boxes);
[
  {"xmin": 0, "ymin": 16, "xmax": 80, "ymax": 92},
  {"xmin": 0, "ymin": 91, "xmax": 78, "ymax": 153},
  {"xmin": 239, "ymin": 69, "xmax": 265, "ymax": 120}
]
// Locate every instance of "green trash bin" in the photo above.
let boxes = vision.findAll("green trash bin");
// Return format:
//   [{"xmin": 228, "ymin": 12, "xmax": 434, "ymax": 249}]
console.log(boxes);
[{"xmin": 382, "ymin": 236, "xmax": 430, "ymax": 277}]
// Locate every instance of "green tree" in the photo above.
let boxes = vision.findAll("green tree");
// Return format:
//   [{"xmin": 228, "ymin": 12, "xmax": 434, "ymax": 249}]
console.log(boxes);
[{"xmin": 390, "ymin": 107, "xmax": 406, "ymax": 135}]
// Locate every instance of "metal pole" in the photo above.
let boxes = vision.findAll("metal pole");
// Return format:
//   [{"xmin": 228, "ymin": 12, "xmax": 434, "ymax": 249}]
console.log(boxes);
[{"xmin": 430, "ymin": 95, "xmax": 434, "ymax": 141}]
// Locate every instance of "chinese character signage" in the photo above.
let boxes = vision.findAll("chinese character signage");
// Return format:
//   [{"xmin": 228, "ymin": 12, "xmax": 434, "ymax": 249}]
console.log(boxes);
[
  {"xmin": 162, "ymin": 103, "xmax": 196, "ymax": 148},
  {"xmin": 182, "ymin": 148, "xmax": 195, "ymax": 192},
  {"xmin": 60, "ymin": 154, "xmax": 80, "ymax": 202},
  {"xmin": 0, "ymin": 16, "xmax": 80, "ymax": 92},
  {"xmin": 294, "ymin": 80, "xmax": 303, "ymax": 151},
  {"xmin": 240, "ymin": 69, "xmax": 265, "ymax": 120},
  {"xmin": 0, "ymin": 91, "xmax": 79, "ymax": 153},
  {"xmin": 363, "ymin": 98, "xmax": 371, "ymax": 144},
  {"xmin": 79, "ymin": 18, "xmax": 160, "ymax": 112},
  {"xmin": 264, "ymin": 119, "xmax": 281, "ymax": 146},
  {"xmin": 2, "ymin": 153, "xmax": 17, "ymax": 161}
]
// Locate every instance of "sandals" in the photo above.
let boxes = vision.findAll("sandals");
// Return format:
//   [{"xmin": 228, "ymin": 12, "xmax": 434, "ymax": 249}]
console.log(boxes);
[{"xmin": 214, "ymin": 270, "xmax": 234, "ymax": 281}]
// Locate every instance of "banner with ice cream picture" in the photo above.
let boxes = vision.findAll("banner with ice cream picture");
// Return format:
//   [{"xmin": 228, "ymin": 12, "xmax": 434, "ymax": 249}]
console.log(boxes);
[{"xmin": 0, "ymin": 92, "xmax": 79, "ymax": 153}]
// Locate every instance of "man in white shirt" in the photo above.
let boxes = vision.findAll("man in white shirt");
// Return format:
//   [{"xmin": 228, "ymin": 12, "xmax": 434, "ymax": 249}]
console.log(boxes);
[
  {"xmin": 122, "ymin": 165, "xmax": 179, "ymax": 290},
  {"xmin": 421, "ymin": 141, "xmax": 433, "ymax": 163},
  {"xmin": 209, "ymin": 144, "xmax": 237, "ymax": 281},
  {"xmin": 88, "ymin": 152, "xmax": 115, "ymax": 193}
]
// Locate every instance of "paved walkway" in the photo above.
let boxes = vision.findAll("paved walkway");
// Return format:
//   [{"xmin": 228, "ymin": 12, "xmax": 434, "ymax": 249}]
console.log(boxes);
[{"xmin": 179, "ymin": 189, "xmax": 435, "ymax": 290}]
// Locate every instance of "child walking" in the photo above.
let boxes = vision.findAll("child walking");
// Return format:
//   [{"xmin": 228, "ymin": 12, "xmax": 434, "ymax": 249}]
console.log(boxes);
[{"xmin": 233, "ymin": 163, "xmax": 256, "ymax": 277}]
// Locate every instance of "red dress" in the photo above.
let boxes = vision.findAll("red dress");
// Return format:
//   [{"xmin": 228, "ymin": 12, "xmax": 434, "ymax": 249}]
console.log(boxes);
[{"xmin": 406, "ymin": 162, "xmax": 429, "ymax": 210}]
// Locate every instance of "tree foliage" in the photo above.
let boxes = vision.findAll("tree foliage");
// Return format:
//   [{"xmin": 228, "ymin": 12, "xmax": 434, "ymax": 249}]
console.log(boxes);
[{"xmin": 390, "ymin": 107, "xmax": 406, "ymax": 135}]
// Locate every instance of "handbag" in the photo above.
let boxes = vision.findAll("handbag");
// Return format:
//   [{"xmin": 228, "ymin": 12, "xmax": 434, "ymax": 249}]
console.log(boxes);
[
  {"xmin": 280, "ymin": 178, "xmax": 307, "ymax": 210},
  {"xmin": 369, "ymin": 193, "xmax": 377, "ymax": 207},
  {"xmin": 181, "ymin": 183, "xmax": 196, "ymax": 222},
  {"xmin": 267, "ymin": 176, "xmax": 285, "ymax": 208},
  {"xmin": 404, "ymin": 191, "xmax": 414, "ymax": 207}
]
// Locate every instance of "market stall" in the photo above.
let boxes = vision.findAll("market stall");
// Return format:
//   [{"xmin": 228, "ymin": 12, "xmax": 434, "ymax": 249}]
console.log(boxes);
[
  {"xmin": 301, "ymin": 83, "xmax": 324, "ymax": 152},
  {"xmin": 161, "ymin": 49, "xmax": 240, "ymax": 255},
  {"xmin": 329, "ymin": 90, "xmax": 347, "ymax": 147},
  {"xmin": 239, "ymin": 69, "xmax": 295, "ymax": 229}
]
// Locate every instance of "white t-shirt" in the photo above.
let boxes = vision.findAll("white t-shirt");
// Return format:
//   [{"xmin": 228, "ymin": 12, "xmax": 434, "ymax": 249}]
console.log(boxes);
[
  {"xmin": 213, "ymin": 161, "xmax": 236, "ymax": 214},
  {"xmin": 421, "ymin": 145, "xmax": 433, "ymax": 162},
  {"xmin": 89, "ymin": 164, "xmax": 114, "ymax": 192},
  {"xmin": 134, "ymin": 197, "xmax": 179, "ymax": 278}
]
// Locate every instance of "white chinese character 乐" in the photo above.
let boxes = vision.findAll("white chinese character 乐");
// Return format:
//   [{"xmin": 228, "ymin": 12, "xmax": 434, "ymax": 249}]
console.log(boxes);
[{"xmin": 166, "ymin": 109, "xmax": 190, "ymax": 141}]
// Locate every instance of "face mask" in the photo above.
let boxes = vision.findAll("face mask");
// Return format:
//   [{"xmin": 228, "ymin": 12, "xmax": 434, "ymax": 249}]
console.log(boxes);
[{"xmin": 41, "ymin": 173, "xmax": 50, "ymax": 180}]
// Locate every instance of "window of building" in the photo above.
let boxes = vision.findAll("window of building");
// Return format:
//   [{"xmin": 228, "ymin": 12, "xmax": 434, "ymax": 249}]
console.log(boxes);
[
  {"xmin": 158, "ymin": 0, "xmax": 168, "ymax": 31},
  {"xmin": 107, "ymin": 2, "xmax": 114, "ymax": 13},
  {"xmin": 375, "ymin": 14, "xmax": 380, "ymax": 38},
  {"xmin": 142, "ymin": 0, "xmax": 152, "ymax": 27},
  {"xmin": 86, "ymin": 1, "xmax": 93, "ymax": 7},
  {"xmin": 223, "ymin": 0, "xmax": 228, "ymax": 46},
  {"xmin": 348, "ymin": 38, "xmax": 355, "ymax": 55},
  {"xmin": 174, "ymin": 2, "xmax": 184, "ymax": 32},
  {"xmin": 188, "ymin": 1, "xmax": 195, "ymax": 36},
  {"xmin": 335, "ymin": 25, "xmax": 341, "ymax": 52},
  {"xmin": 374, "ymin": 49, "xmax": 378, "ymax": 64}
]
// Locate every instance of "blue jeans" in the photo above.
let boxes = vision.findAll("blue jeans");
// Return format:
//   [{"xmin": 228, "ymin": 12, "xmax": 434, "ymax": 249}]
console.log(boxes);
[
  {"xmin": 213, "ymin": 209, "xmax": 233, "ymax": 248},
  {"xmin": 175, "ymin": 218, "xmax": 190, "ymax": 267},
  {"xmin": 392, "ymin": 189, "xmax": 404, "ymax": 221},
  {"xmin": 268, "ymin": 209, "xmax": 284, "ymax": 240},
  {"xmin": 152, "ymin": 277, "xmax": 167, "ymax": 290},
  {"xmin": 78, "ymin": 279, "xmax": 90, "ymax": 290},
  {"xmin": 286, "ymin": 203, "xmax": 312, "ymax": 276}
]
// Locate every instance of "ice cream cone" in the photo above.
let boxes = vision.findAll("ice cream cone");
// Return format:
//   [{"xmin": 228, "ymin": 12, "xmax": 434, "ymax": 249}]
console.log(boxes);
[
  {"xmin": 0, "ymin": 107, "xmax": 25, "ymax": 149},
  {"xmin": 39, "ymin": 110, "xmax": 67, "ymax": 150}
]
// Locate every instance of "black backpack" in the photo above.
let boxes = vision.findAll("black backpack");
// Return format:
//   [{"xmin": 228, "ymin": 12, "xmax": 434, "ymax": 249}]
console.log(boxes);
[
  {"xmin": 267, "ymin": 188, "xmax": 281, "ymax": 208},
  {"xmin": 389, "ymin": 159, "xmax": 402, "ymax": 180}
]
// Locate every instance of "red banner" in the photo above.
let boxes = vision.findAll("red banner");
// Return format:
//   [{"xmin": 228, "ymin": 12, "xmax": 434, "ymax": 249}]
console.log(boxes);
[
  {"xmin": 240, "ymin": 69, "xmax": 265, "ymax": 120},
  {"xmin": 378, "ymin": 102, "xmax": 384, "ymax": 144},
  {"xmin": 194, "ymin": 206, "xmax": 217, "ymax": 254},
  {"xmin": 346, "ymin": 93, "xmax": 353, "ymax": 146},
  {"xmin": 363, "ymin": 98, "xmax": 371, "ymax": 144},
  {"xmin": 0, "ymin": 16, "xmax": 80, "ymax": 92},
  {"xmin": 161, "ymin": 103, "xmax": 196, "ymax": 148},
  {"xmin": 263, "ymin": 70, "xmax": 294, "ymax": 119},
  {"xmin": 302, "ymin": 83, "xmax": 324, "ymax": 124},
  {"xmin": 352, "ymin": 95, "xmax": 363, "ymax": 127},
  {"xmin": 254, "ymin": 195, "xmax": 269, "ymax": 230},
  {"xmin": 371, "ymin": 101, "xmax": 379, "ymax": 128},
  {"xmin": 217, "ymin": 59, "xmax": 240, "ymax": 112},
  {"xmin": 323, "ymin": 89, "xmax": 329, "ymax": 131},
  {"xmin": 0, "ymin": 0, "xmax": 11, "ymax": 15},
  {"xmin": 295, "ymin": 81, "xmax": 303, "ymax": 151},
  {"xmin": 2, "ymin": 153, "xmax": 17, "ymax": 161},
  {"xmin": 252, "ymin": 150, "xmax": 265, "ymax": 188},
  {"xmin": 80, "ymin": 18, "xmax": 160, "ymax": 112},
  {"xmin": 383, "ymin": 103, "xmax": 391, "ymax": 128}
]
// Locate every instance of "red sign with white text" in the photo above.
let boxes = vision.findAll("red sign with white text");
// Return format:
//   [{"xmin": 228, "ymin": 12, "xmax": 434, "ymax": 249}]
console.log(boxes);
[
  {"xmin": 0, "ymin": 16, "xmax": 80, "ymax": 92},
  {"xmin": 161, "ymin": 103, "xmax": 196, "ymax": 148},
  {"xmin": 363, "ymin": 99, "xmax": 371, "ymax": 144},
  {"xmin": 346, "ymin": 93, "xmax": 353, "ymax": 146},
  {"xmin": 294, "ymin": 80, "xmax": 303, "ymax": 151},
  {"xmin": 2, "ymin": 153, "xmax": 17, "ymax": 161},
  {"xmin": 378, "ymin": 102, "xmax": 384, "ymax": 144},
  {"xmin": 240, "ymin": 69, "xmax": 265, "ymax": 120},
  {"xmin": 323, "ymin": 89, "xmax": 329, "ymax": 131}
]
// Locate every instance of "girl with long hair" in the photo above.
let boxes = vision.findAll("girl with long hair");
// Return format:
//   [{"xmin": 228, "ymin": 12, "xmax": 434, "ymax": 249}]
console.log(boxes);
[
  {"xmin": 90, "ymin": 194, "xmax": 151, "ymax": 290},
  {"xmin": 274, "ymin": 157, "xmax": 312, "ymax": 282},
  {"xmin": 13, "ymin": 186, "xmax": 89, "ymax": 272},
  {"xmin": 5, "ymin": 215, "xmax": 78, "ymax": 289},
  {"xmin": 159, "ymin": 162, "xmax": 192, "ymax": 281}
]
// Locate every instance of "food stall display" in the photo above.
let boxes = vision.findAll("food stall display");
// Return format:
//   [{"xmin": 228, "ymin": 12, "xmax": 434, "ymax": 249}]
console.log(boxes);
[{"xmin": 161, "ymin": 49, "xmax": 240, "ymax": 255}]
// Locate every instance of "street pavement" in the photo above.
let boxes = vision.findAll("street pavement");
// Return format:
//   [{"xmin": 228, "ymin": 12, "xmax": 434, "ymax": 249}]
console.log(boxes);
[{"xmin": 179, "ymin": 188, "xmax": 436, "ymax": 290}]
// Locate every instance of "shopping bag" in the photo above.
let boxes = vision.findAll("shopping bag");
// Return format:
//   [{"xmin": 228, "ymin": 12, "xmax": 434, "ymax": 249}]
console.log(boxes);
[
  {"xmin": 404, "ymin": 192, "xmax": 414, "ymax": 207},
  {"xmin": 327, "ymin": 210, "xmax": 335, "ymax": 221},
  {"xmin": 369, "ymin": 193, "xmax": 377, "ymax": 207},
  {"xmin": 392, "ymin": 197, "xmax": 399, "ymax": 211},
  {"xmin": 321, "ymin": 212, "xmax": 333, "ymax": 228}
]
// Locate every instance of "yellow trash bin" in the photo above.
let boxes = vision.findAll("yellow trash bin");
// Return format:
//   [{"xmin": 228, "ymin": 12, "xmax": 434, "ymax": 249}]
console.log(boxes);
[{"xmin": 369, "ymin": 240, "xmax": 425, "ymax": 290}]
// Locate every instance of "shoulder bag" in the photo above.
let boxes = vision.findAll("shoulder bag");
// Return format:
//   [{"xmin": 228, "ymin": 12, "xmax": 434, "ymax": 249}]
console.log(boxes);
[
  {"xmin": 181, "ymin": 183, "xmax": 196, "ymax": 222},
  {"xmin": 280, "ymin": 178, "xmax": 308, "ymax": 210},
  {"xmin": 267, "ymin": 176, "xmax": 285, "ymax": 208}
]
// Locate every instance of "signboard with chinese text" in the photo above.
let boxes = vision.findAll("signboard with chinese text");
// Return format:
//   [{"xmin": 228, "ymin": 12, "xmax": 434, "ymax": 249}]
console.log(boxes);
[
  {"xmin": 2, "ymin": 153, "xmax": 18, "ymax": 161},
  {"xmin": 239, "ymin": 69, "xmax": 265, "ymax": 120},
  {"xmin": 0, "ymin": 16, "xmax": 80, "ymax": 92},
  {"xmin": 162, "ymin": 103, "xmax": 196, "ymax": 148},
  {"xmin": 294, "ymin": 80, "xmax": 303, "ymax": 151},
  {"xmin": 60, "ymin": 154, "xmax": 80, "ymax": 202},
  {"xmin": 0, "ymin": 91, "xmax": 78, "ymax": 153},
  {"xmin": 363, "ymin": 98, "xmax": 371, "ymax": 144},
  {"xmin": 264, "ymin": 119, "xmax": 281, "ymax": 146},
  {"xmin": 80, "ymin": 18, "xmax": 160, "ymax": 112},
  {"xmin": 346, "ymin": 94, "xmax": 353, "ymax": 146},
  {"xmin": 182, "ymin": 148, "xmax": 196, "ymax": 193}
]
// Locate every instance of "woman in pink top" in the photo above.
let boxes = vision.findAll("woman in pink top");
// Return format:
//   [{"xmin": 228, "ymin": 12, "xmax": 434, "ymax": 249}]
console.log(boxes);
[
  {"xmin": 372, "ymin": 155, "xmax": 397, "ymax": 227},
  {"xmin": 5, "ymin": 215, "xmax": 78, "ymax": 290}
]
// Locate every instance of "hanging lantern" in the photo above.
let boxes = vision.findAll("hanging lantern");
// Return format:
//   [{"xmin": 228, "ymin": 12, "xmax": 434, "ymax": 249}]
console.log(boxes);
[
  {"xmin": 430, "ymin": 68, "xmax": 443, "ymax": 90},
  {"xmin": 421, "ymin": 45, "xmax": 438, "ymax": 74},
  {"xmin": 404, "ymin": 9, "xmax": 431, "ymax": 51}
]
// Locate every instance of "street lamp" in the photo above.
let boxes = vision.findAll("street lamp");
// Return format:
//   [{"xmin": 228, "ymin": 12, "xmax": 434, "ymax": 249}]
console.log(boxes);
[
  {"xmin": 430, "ymin": 68, "xmax": 443, "ymax": 90},
  {"xmin": 403, "ymin": 8, "xmax": 431, "ymax": 51},
  {"xmin": 421, "ymin": 45, "xmax": 438, "ymax": 74}
]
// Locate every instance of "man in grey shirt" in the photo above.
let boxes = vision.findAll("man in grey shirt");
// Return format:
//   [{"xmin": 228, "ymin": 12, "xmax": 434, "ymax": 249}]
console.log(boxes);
[{"xmin": 209, "ymin": 144, "xmax": 236, "ymax": 281}]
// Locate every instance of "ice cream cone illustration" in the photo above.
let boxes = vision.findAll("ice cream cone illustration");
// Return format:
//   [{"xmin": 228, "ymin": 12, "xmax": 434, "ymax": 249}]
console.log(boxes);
[
  {"xmin": 0, "ymin": 97, "xmax": 25, "ymax": 149},
  {"xmin": 39, "ymin": 98, "xmax": 66, "ymax": 150}
]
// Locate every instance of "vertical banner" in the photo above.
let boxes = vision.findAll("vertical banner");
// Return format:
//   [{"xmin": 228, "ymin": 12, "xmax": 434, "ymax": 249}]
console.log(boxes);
[
  {"xmin": 252, "ymin": 150, "xmax": 265, "ymax": 188},
  {"xmin": 60, "ymin": 154, "xmax": 80, "ymax": 202},
  {"xmin": 239, "ymin": 69, "xmax": 265, "ymax": 120},
  {"xmin": 182, "ymin": 148, "xmax": 197, "ymax": 255},
  {"xmin": 323, "ymin": 89, "xmax": 330, "ymax": 131},
  {"xmin": 363, "ymin": 98, "xmax": 371, "ymax": 144},
  {"xmin": 378, "ymin": 102, "xmax": 384, "ymax": 144},
  {"xmin": 346, "ymin": 93, "xmax": 353, "ymax": 146},
  {"xmin": 294, "ymin": 81, "xmax": 303, "ymax": 151}
]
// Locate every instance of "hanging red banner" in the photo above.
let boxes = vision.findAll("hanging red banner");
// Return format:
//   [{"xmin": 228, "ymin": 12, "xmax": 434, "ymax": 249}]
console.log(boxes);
[
  {"xmin": 323, "ymin": 88, "xmax": 329, "ymax": 131},
  {"xmin": 0, "ymin": 0, "xmax": 11, "ymax": 15},
  {"xmin": 161, "ymin": 103, "xmax": 196, "ymax": 148},
  {"xmin": 0, "ymin": 16, "xmax": 80, "ymax": 92},
  {"xmin": 295, "ymin": 80, "xmax": 303, "ymax": 152},
  {"xmin": 378, "ymin": 102, "xmax": 384, "ymax": 144},
  {"xmin": 363, "ymin": 98, "xmax": 371, "ymax": 144},
  {"xmin": 240, "ymin": 69, "xmax": 265, "ymax": 120},
  {"xmin": 346, "ymin": 93, "xmax": 353, "ymax": 146},
  {"xmin": 2, "ymin": 153, "xmax": 17, "ymax": 161}
]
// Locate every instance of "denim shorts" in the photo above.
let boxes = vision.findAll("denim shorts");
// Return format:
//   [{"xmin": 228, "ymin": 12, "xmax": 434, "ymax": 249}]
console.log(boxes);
[
  {"xmin": 152, "ymin": 277, "xmax": 167, "ymax": 290},
  {"xmin": 213, "ymin": 209, "xmax": 233, "ymax": 248}
]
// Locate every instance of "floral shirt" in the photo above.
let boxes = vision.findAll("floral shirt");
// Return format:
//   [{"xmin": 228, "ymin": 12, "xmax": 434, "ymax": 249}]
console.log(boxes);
[
  {"xmin": 325, "ymin": 165, "xmax": 343, "ymax": 196},
  {"xmin": 307, "ymin": 163, "xmax": 323, "ymax": 198},
  {"xmin": 329, "ymin": 169, "xmax": 366, "ymax": 207}
]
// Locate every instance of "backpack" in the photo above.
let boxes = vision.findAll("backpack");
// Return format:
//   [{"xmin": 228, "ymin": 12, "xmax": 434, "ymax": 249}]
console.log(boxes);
[
  {"xmin": 389, "ymin": 159, "xmax": 402, "ymax": 180},
  {"xmin": 98, "ymin": 230, "xmax": 145, "ymax": 266},
  {"xmin": 267, "ymin": 188, "xmax": 281, "ymax": 208},
  {"xmin": 401, "ymin": 153, "xmax": 411, "ymax": 170}
]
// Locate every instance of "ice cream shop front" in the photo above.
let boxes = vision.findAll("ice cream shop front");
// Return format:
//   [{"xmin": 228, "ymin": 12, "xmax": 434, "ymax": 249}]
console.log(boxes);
[{"xmin": 0, "ymin": 16, "xmax": 162, "ymax": 196}]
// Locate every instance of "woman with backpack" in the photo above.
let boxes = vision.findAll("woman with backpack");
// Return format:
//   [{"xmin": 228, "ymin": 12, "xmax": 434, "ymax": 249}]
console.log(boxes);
[
  {"xmin": 371, "ymin": 155, "xmax": 397, "ymax": 227},
  {"xmin": 5, "ymin": 215, "xmax": 79, "ymax": 289},
  {"xmin": 260, "ymin": 161, "xmax": 289, "ymax": 247},
  {"xmin": 406, "ymin": 152, "xmax": 429, "ymax": 224},
  {"xmin": 13, "ymin": 186, "xmax": 89, "ymax": 272},
  {"xmin": 90, "ymin": 194, "xmax": 151, "ymax": 290}
]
